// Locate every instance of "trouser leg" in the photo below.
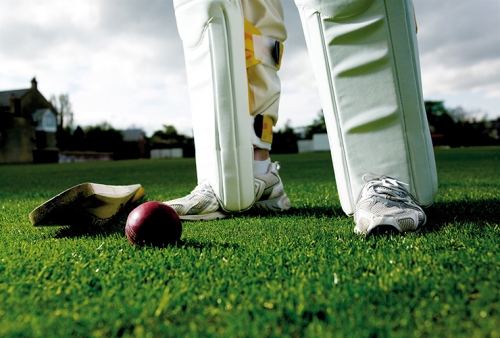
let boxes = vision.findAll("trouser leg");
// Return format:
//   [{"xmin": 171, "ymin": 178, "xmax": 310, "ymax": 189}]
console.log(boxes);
[
  {"xmin": 242, "ymin": 0, "xmax": 287, "ymax": 150},
  {"xmin": 295, "ymin": 0, "xmax": 438, "ymax": 215},
  {"xmin": 174, "ymin": 0, "xmax": 255, "ymax": 212},
  {"xmin": 173, "ymin": 0, "xmax": 287, "ymax": 212}
]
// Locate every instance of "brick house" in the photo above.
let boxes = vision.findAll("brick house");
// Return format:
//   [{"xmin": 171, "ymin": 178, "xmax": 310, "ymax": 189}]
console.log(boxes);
[{"xmin": 0, "ymin": 78, "xmax": 58, "ymax": 163}]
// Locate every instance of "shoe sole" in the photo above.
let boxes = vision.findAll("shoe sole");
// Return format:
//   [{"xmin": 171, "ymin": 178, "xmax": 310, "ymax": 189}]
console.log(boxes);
[
  {"xmin": 355, "ymin": 222, "xmax": 422, "ymax": 236},
  {"xmin": 366, "ymin": 224, "xmax": 400, "ymax": 236},
  {"xmin": 253, "ymin": 194, "xmax": 291, "ymax": 212},
  {"xmin": 178, "ymin": 211, "xmax": 229, "ymax": 221}
]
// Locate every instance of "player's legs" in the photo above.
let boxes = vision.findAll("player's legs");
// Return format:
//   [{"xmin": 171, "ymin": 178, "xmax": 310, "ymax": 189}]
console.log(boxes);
[
  {"xmin": 166, "ymin": 0, "xmax": 290, "ymax": 220},
  {"xmin": 242, "ymin": 0, "xmax": 290, "ymax": 212},
  {"xmin": 295, "ymin": 0, "xmax": 437, "ymax": 234},
  {"xmin": 172, "ymin": 0, "xmax": 255, "ymax": 214}
]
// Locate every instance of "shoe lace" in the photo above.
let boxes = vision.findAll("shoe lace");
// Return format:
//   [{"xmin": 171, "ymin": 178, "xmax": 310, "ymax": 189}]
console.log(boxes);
[
  {"xmin": 362, "ymin": 173, "xmax": 412, "ymax": 203},
  {"xmin": 191, "ymin": 181, "xmax": 216, "ymax": 197}
]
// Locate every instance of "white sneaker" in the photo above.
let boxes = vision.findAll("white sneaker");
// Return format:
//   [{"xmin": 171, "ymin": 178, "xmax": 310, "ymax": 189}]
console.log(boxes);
[
  {"xmin": 164, "ymin": 162, "xmax": 290, "ymax": 220},
  {"xmin": 253, "ymin": 162, "xmax": 291, "ymax": 212},
  {"xmin": 163, "ymin": 181, "xmax": 228, "ymax": 220},
  {"xmin": 354, "ymin": 174, "xmax": 426, "ymax": 236}
]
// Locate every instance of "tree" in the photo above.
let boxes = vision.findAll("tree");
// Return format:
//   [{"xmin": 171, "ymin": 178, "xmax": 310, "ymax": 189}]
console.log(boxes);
[
  {"xmin": 306, "ymin": 110, "xmax": 327, "ymax": 139},
  {"xmin": 50, "ymin": 94, "xmax": 74, "ymax": 130},
  {"xmin": 51, "ymin": 94, "xmax": 75, "ymax": 150},
  {"xmin": 448, "ymin": 106, "xmax": 469, "ymax": 122},
  {"xmin": 84, "ymin": 122, "xmax": 123, "ymax": 153},
  {"xmin": 424, "ymin": 101, "xmax": 499, "ymax": 147},
  {"xmin": 424, "ymin": 101, "xmax": 461, "ymax": 147},
  {"xmin": 271, "ymin": 120, "xmax": 298, "ymax": 154},
  {"xmin": 151, "ymin": 125, "xmax": 182, "ymax": 141},
  {"xmin": 151, "ymin": 125, "xmax": 187, "ymax": 147},
  {"xmin": 149, "ymin": 125, "xmax": 195, "ymax": 157},
  {"xmin": 72, "ymin": 126, "xmax": 86, "ymax": 151}
]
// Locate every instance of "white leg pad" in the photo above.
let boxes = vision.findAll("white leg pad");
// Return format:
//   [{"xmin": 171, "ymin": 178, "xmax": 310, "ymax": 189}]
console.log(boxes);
[
  {"xmin": 295, "ymin": 0, "xmax": 438, "ymax": 215},
  {"xmin": 174, "ymin": 0, "xmax": 254, "ymax": 212}
]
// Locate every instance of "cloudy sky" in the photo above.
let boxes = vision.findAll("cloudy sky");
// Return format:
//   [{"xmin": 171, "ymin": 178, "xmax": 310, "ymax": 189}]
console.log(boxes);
[{"xmin": 1, "ymin": 0, "xmax": 499, "ymax": 136}]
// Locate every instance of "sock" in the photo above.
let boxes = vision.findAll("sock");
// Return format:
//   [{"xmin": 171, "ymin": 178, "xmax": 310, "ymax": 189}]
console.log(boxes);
[{"xmin": 254, "ymin": 158, "xmax": 271, "ymax": 176}]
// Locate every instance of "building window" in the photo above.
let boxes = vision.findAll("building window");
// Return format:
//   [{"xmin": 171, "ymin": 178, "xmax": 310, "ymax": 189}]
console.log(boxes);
[
  {"xmin": 43, "ymin": 112, "xmax": 57, "ymax": 131},
  {"xmin": 33, "ymin": 109, "xmax": 57, "ymax": 132}
]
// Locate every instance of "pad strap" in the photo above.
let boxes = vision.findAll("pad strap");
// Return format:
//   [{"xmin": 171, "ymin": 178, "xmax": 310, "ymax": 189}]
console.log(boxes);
[
  {"xmin": 245, "ymin": 19, "xmax": 283, "ymax": 69},
  {"xmin": 253, "ymin": 114, "xmax": 274, "ymax": 144}
]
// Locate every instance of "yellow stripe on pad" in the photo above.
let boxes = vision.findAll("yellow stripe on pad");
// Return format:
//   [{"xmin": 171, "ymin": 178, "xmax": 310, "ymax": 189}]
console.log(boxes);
[
  {"xmin": 244, "ymin": 19, "xmax": 262, "ymax": 69},
  {"xmin": 261, "ymin": 115, "xmax": 274, "ymax": 143}
]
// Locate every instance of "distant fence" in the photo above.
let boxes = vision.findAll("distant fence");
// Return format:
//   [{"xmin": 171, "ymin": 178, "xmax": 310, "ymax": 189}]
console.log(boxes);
[
  {"xmin": 297, "ymin": 133, "xmax": 330, "ymax": 153},
  {"xmin": 59, "ymin": 151, "xmax": 113, "ymax": 163},
  {"xmin": 150, "ymin": 148, "xmax": 183, "ymax": 159}
]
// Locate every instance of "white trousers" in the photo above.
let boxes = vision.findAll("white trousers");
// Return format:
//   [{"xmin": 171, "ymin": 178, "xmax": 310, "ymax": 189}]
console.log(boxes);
[
  {"xmin": 174, "ymin": 0, "xmax": 437, "ymax": 215},
  {"xmin": 242, "ymin": 0, "xmax": 287, "ymax": 150},
  {"xmin": 295, "ymin": 0, "xmax": 438, "ymax": 214}
]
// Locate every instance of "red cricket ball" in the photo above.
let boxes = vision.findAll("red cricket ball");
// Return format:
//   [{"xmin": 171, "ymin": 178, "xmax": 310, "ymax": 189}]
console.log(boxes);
[{"xmin": 125, "ymin": 202, "xmax": 182, "ymax": 246}]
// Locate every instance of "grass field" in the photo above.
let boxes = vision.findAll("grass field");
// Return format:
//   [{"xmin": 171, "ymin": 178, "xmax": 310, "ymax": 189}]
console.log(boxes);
[{"xmin": 0, "ymin": 147, "xmax": 498, "ymax": 337}]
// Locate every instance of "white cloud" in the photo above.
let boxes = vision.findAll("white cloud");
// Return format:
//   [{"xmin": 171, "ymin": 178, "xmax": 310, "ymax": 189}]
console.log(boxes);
[
  {"xmin": 279, "ymin": 49, "xmax": 322, "ymax": 129},
  {"xmin": 421, "ymin": 58, "xmax": 500, "ymax": 98},
  {"xmin": 0, "ymin": 0, "xmax": 499, "ymax": 140},
  {"xmin": 414, "ymin": 0, "xmax": 500, "ymax": 117}
]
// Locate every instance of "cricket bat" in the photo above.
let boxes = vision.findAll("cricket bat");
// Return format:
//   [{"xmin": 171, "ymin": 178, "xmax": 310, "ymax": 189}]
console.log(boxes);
[{"xmin": 29, "ymin": 183, "xmax": 145, "ymax": 226}]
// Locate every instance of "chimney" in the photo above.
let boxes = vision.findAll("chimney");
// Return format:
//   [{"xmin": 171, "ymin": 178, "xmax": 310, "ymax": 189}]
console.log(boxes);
[{"xmin": 31, "ymin": 77, "xmax": 37, "ymax": 90}]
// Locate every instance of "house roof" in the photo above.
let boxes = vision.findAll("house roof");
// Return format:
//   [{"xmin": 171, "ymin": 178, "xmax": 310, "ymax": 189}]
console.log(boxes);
[
  {"xmin": 32, "ymin": 108, "xmax": 54, "ymax": 120},
  {"xmin": 122, "ymin": 129, "xmax": 145, "ymax": 142},
  {"xmin": 0, "ymin": 88, "xmax": 30, "ymax": 106}
]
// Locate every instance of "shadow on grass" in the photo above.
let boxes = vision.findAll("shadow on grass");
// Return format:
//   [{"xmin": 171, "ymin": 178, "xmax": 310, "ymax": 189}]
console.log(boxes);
[
  {"xmin": 53, "ymin": 198, "xmax": 497, "ymax": 240},
  {"xmin": 51, "ymin": 205, "xmax": 345, "ymax": 242},
  {"xmin": 424, "ymin": 198, "xmax": 499, "ymax": 232},
  {"xmin": 131, "ymin": 238, "xmax": 240, "ymax": 250},
  {"xmin": 243, "ymin": 205, "xmax": 345, "ymax": 219},
  {"xmin": 52, "ymin": 203, "xmax": 240, "ymax": 250},
  {"xmin": 359, "ymin": 198, "xmax": 499, "ymax": 237},
  {"xmin": 53, "ymin": 212, "xmax": 129, "ymax": 239},
  {"xmin": 54, "ymin": 217, "xmax": 239, "ymax": 250},
  {"xmin": 244, "ymin": 198, "xmax": 499, "ymax": 237},
  {"xmin": 52, "ymin": 200, "xmax": 146, "ymax": 239}
]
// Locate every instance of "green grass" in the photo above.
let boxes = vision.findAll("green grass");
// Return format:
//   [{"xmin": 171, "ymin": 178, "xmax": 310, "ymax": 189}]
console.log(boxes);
[{"xmin": 0, "ymin": 147, "xmax": 499, "ymax": 337}]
